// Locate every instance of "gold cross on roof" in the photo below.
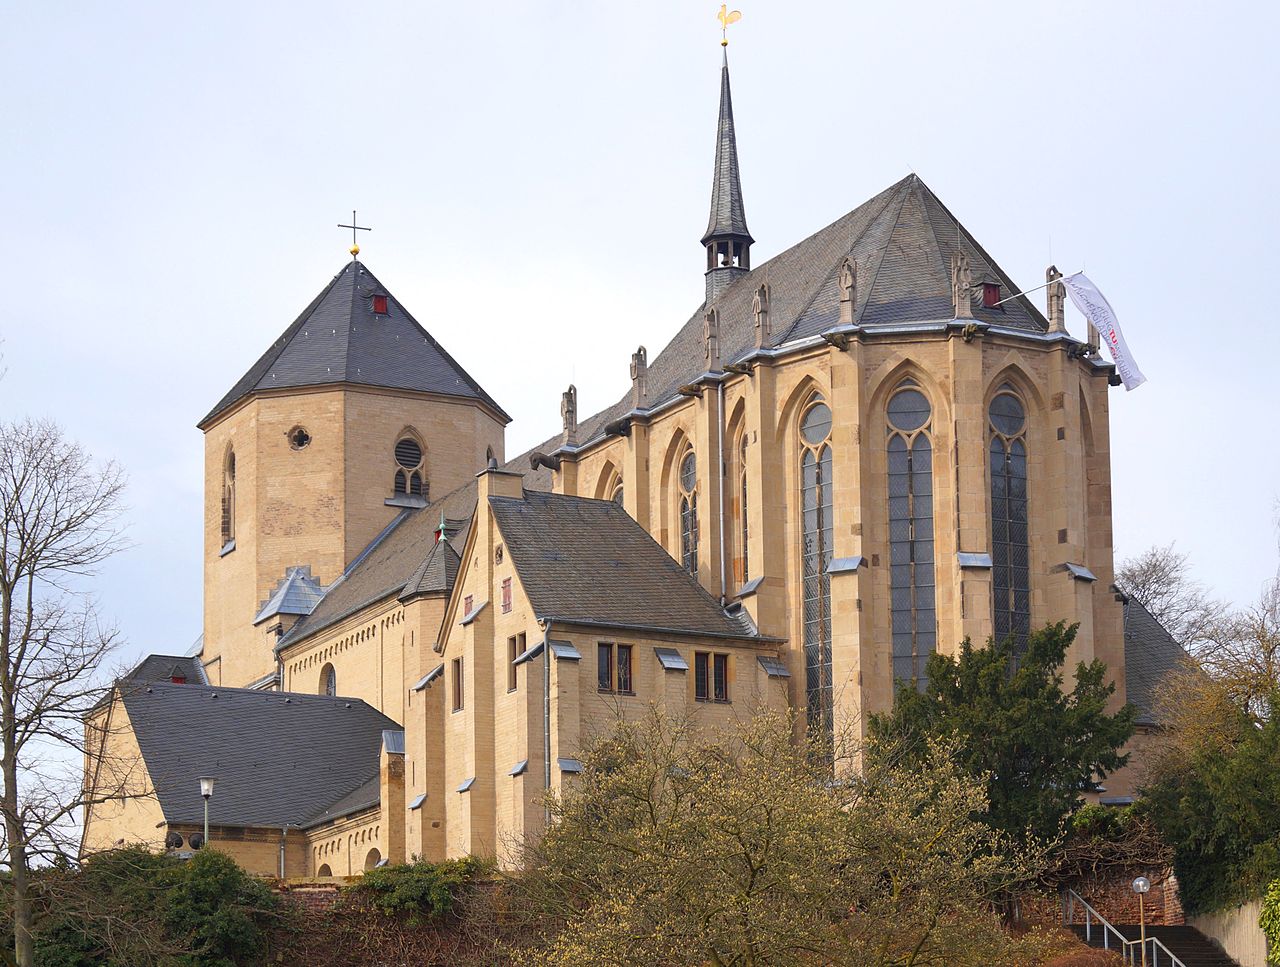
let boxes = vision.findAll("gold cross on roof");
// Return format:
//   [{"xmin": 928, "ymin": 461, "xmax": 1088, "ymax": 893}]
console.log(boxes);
[{"xmin": 337, "ymin": 210, "xmax": 372, "ymax": 260}]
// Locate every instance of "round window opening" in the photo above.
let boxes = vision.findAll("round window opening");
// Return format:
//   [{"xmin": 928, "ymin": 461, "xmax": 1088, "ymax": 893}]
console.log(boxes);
[
  {"xmin": 288, "ymin": 427, "xmax": 312, "ymax": 450},
  {"xmin": 679, "ymin": 451, "xmax": 697, "ymax": 493},
  {"xmin": 887, "ymin": 389, "xmax": 931, "ymax": 433},
  {"xmin": 395, "ymin": 438, "xmax": 423, "ymax": 470},
  {"xmin": 800, "ymin": 402, "xmax": 832, "ymax": 445},
  {"xmin": 989, "ymin": 394, "xmax": 1026, "ymax": 436}
]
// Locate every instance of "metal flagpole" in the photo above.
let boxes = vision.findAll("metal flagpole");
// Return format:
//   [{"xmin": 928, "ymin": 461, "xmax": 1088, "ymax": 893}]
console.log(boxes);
[{"xmin": 990, "ymin": 270, "xmax": 1083, "ymax": 308}]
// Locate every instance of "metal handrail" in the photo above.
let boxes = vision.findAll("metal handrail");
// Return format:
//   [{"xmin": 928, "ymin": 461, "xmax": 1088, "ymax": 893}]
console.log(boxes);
[{"xmin": 1062, "ymin": 889, "xmax": 1187, "ymax": 967}]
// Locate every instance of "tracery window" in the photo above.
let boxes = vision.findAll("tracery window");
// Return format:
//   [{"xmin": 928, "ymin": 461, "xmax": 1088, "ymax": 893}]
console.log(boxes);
[
  {"xmin": 799, "ymin": 395, "xmax": 833, "ymax": 740},
  {"xmin": 321, "ymin": 663, "xmax": 336, "ymax": 697},
  {"xmin": 887, "ymin": 381, "xmax": 936, "ymax": 688},
  {"xmin": 989, "ymin": 387, "xmax": 1030, "ymax": 658},
  {"xmin": 393, "ymin": 435, "xmax": 427, "ymax": 499},
  {"xmin": 678, "ymin": 448, "xmax": 698, "ymax": 575},
  {"xmin": 737, "ymin": 434, "xmax": 750, "ymax": 586},
  {"xmin": 220, "ymin": 448, "xmax": 236, "ymax": 546}
]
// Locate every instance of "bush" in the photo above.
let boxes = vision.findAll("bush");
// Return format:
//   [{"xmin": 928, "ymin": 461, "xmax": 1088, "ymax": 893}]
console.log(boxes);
[
  {"xmin": 1261, "ymin": 877, "xmax": 1280, "ymax": 966},
  {"xmin": 29, "ymin": 848, "xmax": 278, "ymax": 967},
  {"xmin": 353, "ymin": 857, "xmax": 487, "ymax": 925},
  {"xmin": 162, "ymin": 849, "xmax": 279, "ymax": 966}
]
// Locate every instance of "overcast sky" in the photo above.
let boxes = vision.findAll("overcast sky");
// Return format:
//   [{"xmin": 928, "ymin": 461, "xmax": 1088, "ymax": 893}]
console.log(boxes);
[{"xmin": 3, "ymin": 1, "xmax": 1277, "ymax": 667}]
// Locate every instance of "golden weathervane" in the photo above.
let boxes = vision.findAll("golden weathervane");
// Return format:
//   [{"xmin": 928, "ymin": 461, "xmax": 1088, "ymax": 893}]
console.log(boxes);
[{"xmin": 717, "ymin": 4, "xmax": 742, "ymax": 46}]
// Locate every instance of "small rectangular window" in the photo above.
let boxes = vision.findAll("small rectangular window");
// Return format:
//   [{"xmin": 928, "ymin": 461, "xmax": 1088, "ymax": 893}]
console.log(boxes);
[
  {"xmin": 713, "ymin": 653, "xmax": 729, "ymax": 702},
  {"xmin": 464, "ymin": 594, "xmax": 474, "ymax": 615},
  {"xmin": 695, "ymin": 652, "xmax": 710, "ymax": 701},
  {"xmin": 982, "ymin": 282, "xmax": 1002, "ymax": 308},
  {"xmin": 501, "ymin": 577, "xmax": 512, "ymax": 614},
  {"xmin": 597, "ymin": 643, "xmax": 613, "ymax": 692},
  {"xmin": 452, "ymin": 657, "xmax": 464, "ymax": 712},
  {"xmin": 507, "ymin": 635, "xmax": 520, "ymax": 692},
  {"xmin": 617, "ymin": 644, "xmax": 632, "ymax": 694},
  {"xmin": 373, "ymin": 294, "xmax": 389, "ymax": 314}
]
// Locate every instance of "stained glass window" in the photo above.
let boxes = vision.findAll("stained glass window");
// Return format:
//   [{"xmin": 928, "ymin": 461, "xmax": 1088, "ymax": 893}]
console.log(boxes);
[
  {"xmin": 989, "ymin": 389, "xmax": 1030, "ymax": 658},
  {"xmin": 800, "ymin": 396, "xmax": 834, "ymax": 740},
  {"xmin": 679, "ymin": 449, "xmax": 698, "ymax": 575},
  {"xmin": 887, "ymin": 383, "xmax": 935, "ymax": 689}
]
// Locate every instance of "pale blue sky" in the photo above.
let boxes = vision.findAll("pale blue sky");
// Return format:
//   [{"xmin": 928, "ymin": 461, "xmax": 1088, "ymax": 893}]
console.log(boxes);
[{"xmin": 2, "ymin": 1, "xmax": 1277, "ymax": 667}]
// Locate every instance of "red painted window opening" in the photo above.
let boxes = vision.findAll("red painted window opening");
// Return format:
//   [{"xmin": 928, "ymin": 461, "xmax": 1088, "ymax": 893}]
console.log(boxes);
[
  {"xmin": 982, "ymin": 282, "xmax": 1001, "ymax": 308},
  {"xmin": 372, "ymin": 294, "xmax": 388, "ymax": 314},
  {"xmin": 501, "ymin": 578, "xmax": 512, "ymax": 613}
]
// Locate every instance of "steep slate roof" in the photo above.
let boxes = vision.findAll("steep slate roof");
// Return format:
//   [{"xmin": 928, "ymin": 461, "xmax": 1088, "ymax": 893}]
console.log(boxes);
[
  {"xmin": 119, "ymin": 681, "xmax": 398, "ymax": 828},
  {"xmin": 122, "ymin": 654, "xmax": 208, "ymax": 686},
  {"xmin": 1123, "ymin": 597, "xmax": 1192, "ymax": 727},
  {"xmin": 514, "ymin": 174, "xmax": 1050, "ymax": 464},
  {"xmin": 489, "ymin": 490, "xmax": 760, "ymax": 639},
  {"xmin": 703, "ymin": 50, "xmax": 752, "ymax": 245},
  {"xmin": 200, "ymin": 260, "xmax": 507, "ymax": 427},
  {"xmin": 278, "ymin": 481, "xmax": 481, "ymax": 649},
  {"xmin": 254, "ymin": 566, "xmax": 325, "ymax": 624}
]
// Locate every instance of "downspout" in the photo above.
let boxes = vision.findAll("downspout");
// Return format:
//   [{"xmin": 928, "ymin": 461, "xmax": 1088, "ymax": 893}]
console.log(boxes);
[
  {"xmin": 279, "ymin": 825, "xmax": 287, "ymax": 879},
  {"xmin": 542, "ymin": 619, "xmax": 552, "ymax": 827},
  {"xmin": 717, "ymin": 379, "xmax": 727, "ymax": 602}
]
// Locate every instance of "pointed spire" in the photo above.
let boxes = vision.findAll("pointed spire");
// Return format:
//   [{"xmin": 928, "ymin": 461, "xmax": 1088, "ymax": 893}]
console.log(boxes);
[{"xmin": 702, "ymin": 49, "xmax": 753, "ymax": 302}]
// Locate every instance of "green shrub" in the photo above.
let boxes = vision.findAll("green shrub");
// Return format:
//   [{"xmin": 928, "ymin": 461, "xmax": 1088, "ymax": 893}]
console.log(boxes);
[
  {"xmin": 1261, "ymin": 878, "xmax": 1280, "ymax": 966},
  {"xmin": 30, "ymin": 848, "xmax": 277, "ymax": 967},
  {"xmin": 353, "ymin": 857, "xmax": 487, "ymax": 924},
  {"xmin": 162, "ymin": 849, "xmax": 278, "ymax": 967}
]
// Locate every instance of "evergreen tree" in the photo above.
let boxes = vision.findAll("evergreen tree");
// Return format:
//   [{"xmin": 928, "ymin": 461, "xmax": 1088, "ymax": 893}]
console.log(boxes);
[{"xmin": 870, "ymin": 622, "xmax": 1135, "ymax": 843}]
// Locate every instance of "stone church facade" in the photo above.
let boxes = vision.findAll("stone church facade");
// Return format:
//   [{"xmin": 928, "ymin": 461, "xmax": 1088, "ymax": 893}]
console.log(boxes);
[{"xmin": 82, "ymin": 50, "xmax": 1148, "ymax": 877}]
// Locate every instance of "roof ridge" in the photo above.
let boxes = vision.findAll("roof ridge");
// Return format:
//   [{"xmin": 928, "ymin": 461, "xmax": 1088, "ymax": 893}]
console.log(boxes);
[
  {"xmin": 198, "ymin": 263, "xmax": 352, "ymax": 427},
  {"xmin": 852, "ymin": 177, "xmax": 916, "ymax": 327},
  {"xmin": 775, "ymin": 176, "xmax": 912, "ymax": 344}
]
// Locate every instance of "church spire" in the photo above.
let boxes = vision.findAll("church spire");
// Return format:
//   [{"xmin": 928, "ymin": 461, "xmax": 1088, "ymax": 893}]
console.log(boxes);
[{"xmin": 702, "ymin": 46, "xmax": 753, "ymax": 303}]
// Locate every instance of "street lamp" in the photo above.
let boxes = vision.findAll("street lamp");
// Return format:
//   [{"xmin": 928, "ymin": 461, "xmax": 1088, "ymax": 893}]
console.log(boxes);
[
  {"xmin": 198, "ymin": 776, "xmax": 216, "ymax": 847},
  {"xmin": 1132, "ymin": 876, "xmax": 1151, "ymax": 967}
]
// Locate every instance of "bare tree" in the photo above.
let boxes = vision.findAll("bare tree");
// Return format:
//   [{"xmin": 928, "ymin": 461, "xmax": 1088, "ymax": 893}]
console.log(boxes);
[
  {"xmin": 1117, "ymin": 542, "xmax": 1226, "ymax": 649},
  {"xmin": 0, "ymin": 418, "xmax": 128, "ymax": 967}
]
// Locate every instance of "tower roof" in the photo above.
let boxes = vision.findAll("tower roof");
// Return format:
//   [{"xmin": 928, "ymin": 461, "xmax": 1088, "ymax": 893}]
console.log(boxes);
[
  {"xmin": 701, "ymin": 51, "xmax": 753, "ymax": 246},
  {"xmin": 199, "ymin": 261, "xmax": 508, "ymax": 428}
]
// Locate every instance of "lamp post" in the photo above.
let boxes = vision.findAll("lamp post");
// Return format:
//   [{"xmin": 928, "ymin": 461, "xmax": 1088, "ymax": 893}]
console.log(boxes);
[
  {"xmin": 1132, "ymin": 876, "xmax": 1151, "ymax": 967},
  {"xmin": 198, "ymin": 776, "xmax": 216, "ymax": 847}
]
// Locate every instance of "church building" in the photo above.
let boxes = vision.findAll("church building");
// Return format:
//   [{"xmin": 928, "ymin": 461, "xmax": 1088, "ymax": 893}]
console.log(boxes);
[{"xmin": 82, "ymin": 46, "xmax": 1169, "ymax": 876}]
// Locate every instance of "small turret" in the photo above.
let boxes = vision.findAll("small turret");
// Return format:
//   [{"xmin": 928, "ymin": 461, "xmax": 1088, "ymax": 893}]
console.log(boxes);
[{"xmin": 702, "ymin": 50, "xmax": 754, "ymax": 304}]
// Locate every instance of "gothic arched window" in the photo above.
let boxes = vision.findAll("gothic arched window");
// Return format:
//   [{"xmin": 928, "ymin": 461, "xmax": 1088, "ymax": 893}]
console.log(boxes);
[
  {"xmin": 799, "ymin": 395, "xmax": 833, "ymax": 740},
  {"xmin": 220, "ymin": 448, "xmax": 236, "ymax": 547},
  {"xmin": 612, "ymin": 479, "xmax": 624, "ymax": 506},
  {"xmin": 393, "ymin": 435, "xmax": 427, "ymax": 499},
  {"xmin": 989, "ymin": 388, "xmax": 1030, "ymax": 657},
  {"xmin": 737, "ymin": 434, "xmax": 750, "ymax": 586},
  {"xmin": 887, "ymin": 381, "xmax": 936, "ymax": 688},
  {"xmin": 679, "ymin": 449, "xmax": 698, "ymax": 575},
  {"xmin": 321, "ymin": 663, "xmax": 336, "ymax": 697}
]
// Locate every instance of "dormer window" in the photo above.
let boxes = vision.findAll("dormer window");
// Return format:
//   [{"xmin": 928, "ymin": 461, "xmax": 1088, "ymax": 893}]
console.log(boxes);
[
  {"xmin": 982, "ymin": 282, "xmax": 1002, "ymax": 308},
  {"xmin": 372, "ymin": 294, "xmax": 389, "ymax": 314}
]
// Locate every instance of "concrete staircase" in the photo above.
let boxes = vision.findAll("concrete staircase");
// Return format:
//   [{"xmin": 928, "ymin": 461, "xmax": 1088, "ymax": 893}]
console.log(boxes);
[{"xmin": 1069, "ymin": 923, "xmax": 1239, "ymax": 967}]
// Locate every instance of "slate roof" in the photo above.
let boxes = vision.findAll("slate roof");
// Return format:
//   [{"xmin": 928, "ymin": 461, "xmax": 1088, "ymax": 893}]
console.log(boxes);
[
  {"xmin": 277, "ymin": 482, "xmax": 480, "ymax": 649},
  {"xmin": 489, "ymin": 490, "xmax": 761, "ymax": 639},
  {"xmin": 200, "ymin": 260, "xmax": 508, "ymax": 427},
  {"xmin": 122, "ymin": 654, "xmax": 208, "ymax": 686},
  {"xmin": 119, "ymin": 681, "xmax": 397, "ymax": 829},
  {"xmin": 254, "ymin": 566, "xmax": 325, "ymax": 625},
  {"xmin": 703, "ymin": 50, "xmax": 752, "ymax": 245},
  {"xmin": 512, "ymin": 174, "xmax": 1050, "ymax": 466},
  {"xmin": 1123, "ymin": 597, "xmax": 1192, "ymax": 727}
]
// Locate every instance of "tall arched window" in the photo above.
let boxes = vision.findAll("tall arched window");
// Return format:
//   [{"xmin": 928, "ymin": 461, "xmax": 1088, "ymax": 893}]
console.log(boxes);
[
  {"xmin": 220, "ymin": 448, "xmax": 236, "ymax": 546},
  {"xmin": 887, "ymin": 382, "xmax": 936, "ymax": 688},
  {"xmin": 321, "ymin": 663, "xmax": 336, "ymax": 697},
  {"xmin": 799, "ymin": 395, "xmax": 833, "ymax": 740},
  {"xmin": 393, "ymin": 435, "xmax": 427, "ymax": 498},
  {"xmin": 989, "ymin": 388, "xmax": 1030, "ymax": 657},
  {"xmin": 737, "ymin": 434, "xmax": 750, "ymax": 586},
  {"xmin": 678, "ymin": 449, "xmax": 698, "ymax": 575}
]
